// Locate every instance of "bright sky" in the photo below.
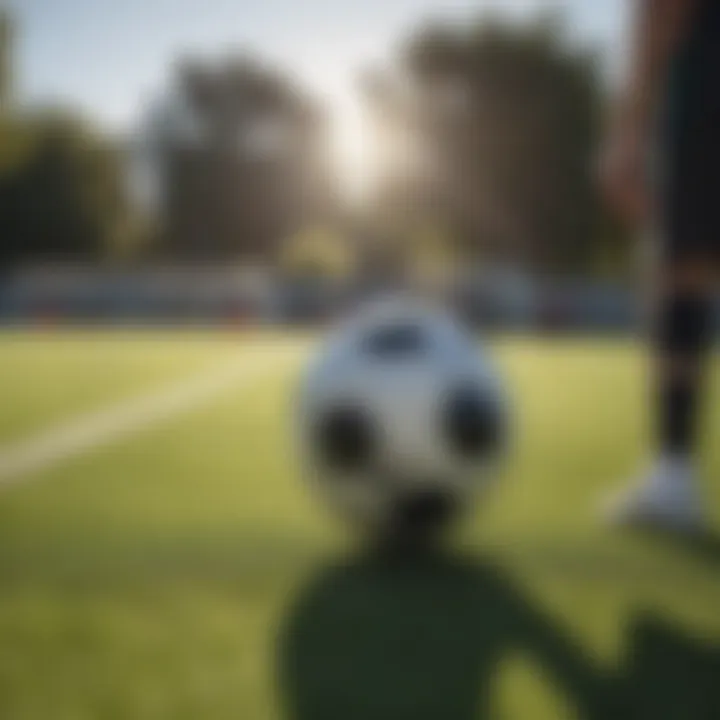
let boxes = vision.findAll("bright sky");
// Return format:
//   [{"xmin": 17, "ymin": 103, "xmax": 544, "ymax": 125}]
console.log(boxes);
[{"xmin": 7, "ymin": 0, "xmax": 627, "ymax": 196}]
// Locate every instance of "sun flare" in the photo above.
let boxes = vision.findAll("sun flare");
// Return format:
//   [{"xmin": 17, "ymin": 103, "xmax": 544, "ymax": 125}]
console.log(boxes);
[{"xmin": 323, "ymin": 80, "xmax": 378, "ymax": 204}]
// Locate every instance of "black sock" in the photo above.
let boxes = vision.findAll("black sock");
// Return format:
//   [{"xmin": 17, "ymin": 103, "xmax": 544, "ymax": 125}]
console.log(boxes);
[
  {"xmin": 654, "ymin": 293, "xmax": 712, "ymax": 456},
  {"xmin": 659, "ymin": 378, "xmax": 699, "ymax": 455}
]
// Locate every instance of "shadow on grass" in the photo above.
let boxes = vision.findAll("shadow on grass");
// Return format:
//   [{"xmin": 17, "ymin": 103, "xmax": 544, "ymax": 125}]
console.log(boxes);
[
  {"xmin": 623, "ymin": 613, "xmax": 720, "ymax": 720},
  {"xmin": 0, "ymin": 527, "xmax": 718, "ymax": 718},
  {"xmin": 277, "ymin": 549, "xmax": 720, "ymax": 720},
  {"xmin": 278, "ymin": 550, "xmax": 614, "ymax": 720},
  {"xmin": 641, "ymin": 528, "xmax": 720, "ymax": 569}
]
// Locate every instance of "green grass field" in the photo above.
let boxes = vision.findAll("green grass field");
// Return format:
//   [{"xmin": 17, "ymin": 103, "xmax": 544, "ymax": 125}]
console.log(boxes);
[{"xmin": 0, "ymin": 331, "xmax": 719, "ymax": 719}]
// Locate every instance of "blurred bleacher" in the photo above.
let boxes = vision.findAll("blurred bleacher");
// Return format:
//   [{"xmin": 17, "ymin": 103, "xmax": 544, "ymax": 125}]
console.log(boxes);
[{"xmin": 0, "ymin": 263, "xmax": 647, "ymax": 333}]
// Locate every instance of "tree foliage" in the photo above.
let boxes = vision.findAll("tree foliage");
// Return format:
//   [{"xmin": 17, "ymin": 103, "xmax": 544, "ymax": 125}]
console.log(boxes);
[
  {"xmin": 145, "ymin": 56, "xmax": 337, "ymax": 261},
  {"xmin": 0, "ymin": 5, "xmax": 630, "ymax": 277},
  {"xmin": 365, "ymin": 10, "xmax": 625, "ymax": 276},
  {"xmin": 0, "ymin": 113, "xmax": 130, "ymax": 268}
]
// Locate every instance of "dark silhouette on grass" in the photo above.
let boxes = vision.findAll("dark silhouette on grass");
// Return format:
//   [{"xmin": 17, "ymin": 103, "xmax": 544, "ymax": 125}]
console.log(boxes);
[
  {"xmin": 277, "ymin": 550, "xmax": 614, "ymax": 720},
  {"xmin": 642, "ymin": 529, "xmax": 720, "ymax": 571},
  {"xmin": 621, "ymin": 614, "xmax": 720, "ymax": 720},
  {"xmin": 278, "ymin": 547, "xmax": 720, "ymax": 720}
]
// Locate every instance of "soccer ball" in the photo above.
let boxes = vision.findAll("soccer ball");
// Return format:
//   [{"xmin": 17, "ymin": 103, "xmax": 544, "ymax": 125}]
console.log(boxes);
[{"xmin": 297, "ymin": 298, "xmax": 508, "ymax": 541}]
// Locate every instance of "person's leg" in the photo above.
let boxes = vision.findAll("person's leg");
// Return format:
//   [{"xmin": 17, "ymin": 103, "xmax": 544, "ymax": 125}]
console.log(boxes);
[
  {"xmin": 653, "ymin": 261, "xmax": 714, "ymax": 469},
  {"xmin": 607, "ymin": 261, "xmax": 713, "ymax": 531},
  {"xmin": 607, "ymin": 152, "xmax": 718, "ymax": 531}
]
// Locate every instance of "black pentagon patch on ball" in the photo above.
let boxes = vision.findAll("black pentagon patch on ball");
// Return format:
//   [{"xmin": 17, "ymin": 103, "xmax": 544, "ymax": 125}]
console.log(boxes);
[
  {"xmin": 444, "ymin": 384, "xmax": 503, "ymax": 459},
  {"xmin": 362, "ymin": 323, "xmax": 427, "ymax": 359},
  {"xmin": 316, "ymin": 405, "xmax": 374, "ymax": 472},
  {"xmin": 393, "ymin": 490, "xmax": 457, "ymax": 532}
]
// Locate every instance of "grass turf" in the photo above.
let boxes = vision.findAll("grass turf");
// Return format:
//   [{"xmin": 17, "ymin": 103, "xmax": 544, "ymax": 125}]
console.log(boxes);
[{"xmin": 0, "ymin": 331, "xmax": 719, "ymax": 719}]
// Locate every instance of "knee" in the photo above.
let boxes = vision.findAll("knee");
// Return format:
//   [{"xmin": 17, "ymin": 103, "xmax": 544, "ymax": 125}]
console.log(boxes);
[{"xmin": 654, "ymin": 262, "xmax": 715, "ymax": 362}]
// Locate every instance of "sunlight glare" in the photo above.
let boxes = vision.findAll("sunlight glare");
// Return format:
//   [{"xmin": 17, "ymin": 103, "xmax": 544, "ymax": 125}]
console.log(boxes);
[{"xmin": 320, "ymin": 75, "xmax": 378, "ymax": 205}]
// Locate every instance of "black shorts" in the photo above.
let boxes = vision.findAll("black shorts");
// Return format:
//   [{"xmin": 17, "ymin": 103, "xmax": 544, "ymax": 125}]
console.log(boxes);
[
  {"xmin": 657, "ymin": 120, "xmax": 720, "ymax": 264},
  {"xmin": 657, "ymin": 35, "xmax": 720, "ymax": 264}
]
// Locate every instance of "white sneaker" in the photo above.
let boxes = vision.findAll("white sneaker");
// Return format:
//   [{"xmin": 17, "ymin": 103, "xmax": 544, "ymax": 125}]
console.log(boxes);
[{"xmin": 605, "ymin": 457, "xmax": 707, "ymax": 533}]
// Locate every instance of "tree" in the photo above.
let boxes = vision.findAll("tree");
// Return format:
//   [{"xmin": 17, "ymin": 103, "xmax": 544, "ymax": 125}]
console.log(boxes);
[
  {"xmin": 0, "ymin": 113, "xmax": 130, "ymax": 267},
  {"xmin": 0, "ymin": 6, "xmax": 131, "ymax": 269},
  {"xmin": 140, "ymin": 55, "xmax": 337, "ymax": 262},
  {"xmin": 364, "ymin": 10, "xmax": 623, "ymax": 276}
]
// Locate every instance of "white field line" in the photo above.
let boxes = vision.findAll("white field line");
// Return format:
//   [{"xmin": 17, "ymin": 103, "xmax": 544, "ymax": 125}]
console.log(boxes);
[{"xmin": 0, "ymin": 349, "xmax": 279, "ymax": 487}]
